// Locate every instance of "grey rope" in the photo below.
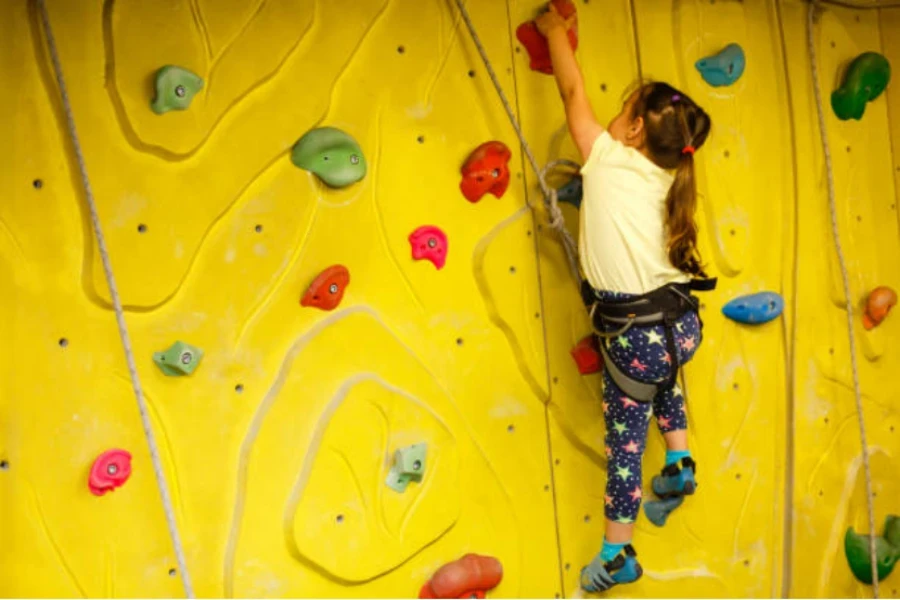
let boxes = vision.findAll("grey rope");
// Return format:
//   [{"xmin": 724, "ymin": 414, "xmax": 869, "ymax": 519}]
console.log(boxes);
[
  {"xmin": 453, "ymin": 0, "xmax": 581, "ymax": 282},
  {"xmin": 36, "ymin": 1, "xmax": 195, "ymax": 596},
  {"xmin": 807, "ymin": 2, "xmax": 879, "ymax": 595}
]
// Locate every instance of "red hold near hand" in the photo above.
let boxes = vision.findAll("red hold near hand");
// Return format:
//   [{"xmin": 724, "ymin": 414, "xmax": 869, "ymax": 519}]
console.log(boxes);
[{"xmin": 516, "ymin": 0, "xmax": 578, "ymax": 75}]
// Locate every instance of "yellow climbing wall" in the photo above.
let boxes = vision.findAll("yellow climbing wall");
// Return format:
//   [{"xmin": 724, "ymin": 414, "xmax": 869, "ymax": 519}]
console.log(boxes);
[{"xmin": 1, "ymin": 0, "xmax": 899, "ymax": 598}]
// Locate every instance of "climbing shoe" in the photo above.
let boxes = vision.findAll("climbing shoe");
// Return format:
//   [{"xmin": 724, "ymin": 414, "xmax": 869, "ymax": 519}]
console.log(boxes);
[
  {"xmin": 580, "ymin": 544, "xmax": 643, "ymax": 593},
  {"xmin": 651, "ymin": 456, "xmax": 697, "ymax": 499}
]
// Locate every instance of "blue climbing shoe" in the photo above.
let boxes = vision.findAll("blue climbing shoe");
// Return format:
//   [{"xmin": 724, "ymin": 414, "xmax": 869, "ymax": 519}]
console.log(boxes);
[
  {"xmin": 651, "ymin": 456, "xmax": 697, "ymax": 499},
  {"xmin": 580, "ymin": 544, "xmax": 643, "ymax": 593}
]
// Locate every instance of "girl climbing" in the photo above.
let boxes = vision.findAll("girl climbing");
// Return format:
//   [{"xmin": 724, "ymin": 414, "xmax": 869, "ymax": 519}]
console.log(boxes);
[{"xmin": 535, "ymin": 2, "xmax": 714, "ymax": 593}]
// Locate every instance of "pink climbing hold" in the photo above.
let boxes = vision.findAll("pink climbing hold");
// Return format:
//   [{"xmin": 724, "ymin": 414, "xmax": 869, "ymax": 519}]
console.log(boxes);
[
  {"xmin": 88, "ymin": 449, "xmax": 132, "ymax": 496},
  {"xmin": 409, "ymin": 226, "xmax": 449, "ymax": 270}
]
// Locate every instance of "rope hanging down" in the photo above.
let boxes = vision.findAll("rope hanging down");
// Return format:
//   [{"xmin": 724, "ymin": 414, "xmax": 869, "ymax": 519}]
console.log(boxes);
[
  {"xmin": 35, "ymin": 1, "xmax": 195, "ymax": 596},
  {"xmin": 807, "ymin": 2, "xmax": 879, "ymax": 596},
  {"xmin": 453, "ymin": 0, "xmax": 582, "ymax": 282}
]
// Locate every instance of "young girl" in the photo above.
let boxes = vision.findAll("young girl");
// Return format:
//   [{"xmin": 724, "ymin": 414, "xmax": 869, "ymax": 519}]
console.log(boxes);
[{"xmin": 535, "ymin": 3, "xmax": 714, "ymax": 593}]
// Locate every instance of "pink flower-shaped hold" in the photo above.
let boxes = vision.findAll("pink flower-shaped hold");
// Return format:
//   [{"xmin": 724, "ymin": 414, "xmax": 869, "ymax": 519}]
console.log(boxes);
[
  {"xmin": 88, "ymin": 449, "xmax": 133, "ymax": 496},
  {"xmin": 409, "ymin": 226, "xmax": 449, "ymax": 270}
]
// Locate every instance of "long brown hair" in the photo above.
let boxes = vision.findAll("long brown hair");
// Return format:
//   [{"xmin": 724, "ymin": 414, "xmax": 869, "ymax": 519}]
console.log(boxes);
[{"xmin": 630, "ymin": 82, "xmax": 711, "ymax": 278}]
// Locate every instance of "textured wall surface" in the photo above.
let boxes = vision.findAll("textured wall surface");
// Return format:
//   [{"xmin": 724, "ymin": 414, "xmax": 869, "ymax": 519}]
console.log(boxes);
[{"xmin": 1, "ymin": 0, "xmax": 899, "ymax": 598}]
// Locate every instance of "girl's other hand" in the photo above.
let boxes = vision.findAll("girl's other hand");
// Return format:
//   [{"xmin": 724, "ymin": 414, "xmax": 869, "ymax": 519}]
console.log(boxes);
[{"xmin": 535, "ymin": 2, "xmax": 576, "ymax": 38}]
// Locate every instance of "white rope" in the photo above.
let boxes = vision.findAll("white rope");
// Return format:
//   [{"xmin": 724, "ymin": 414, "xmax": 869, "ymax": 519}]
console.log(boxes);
[
  {"xmin": 807, "ymin": 2, "xmax": 879, "ymax": 595},
  {"xmin": 452, "ymin": 0, "xmax": 582, "ymax": 282},
  {"xmin": 35, "ymin": 1, "xmax": 195, "ymax": 596}
]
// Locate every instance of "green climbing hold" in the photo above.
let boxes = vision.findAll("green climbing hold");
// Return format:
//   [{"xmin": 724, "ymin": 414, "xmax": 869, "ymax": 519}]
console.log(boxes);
[
  {"xmin": 152, "ymin": 341, "xmax": 204, "ymax": 376},
  {"xmin": 831, "ymin": 52, "xmax": 891, "ymax": 121},
  {"xmin": 844, "ymin": 515, "xmax": 900, "ymax": 584},
  {"xmin": 385, "ymin": 443, "xmax": 426, "ymax": 493},
  {"xmin": 151, "ymin": 66, "xmax": 204, "ymax": 115},
  {"xmin": 290, "ymin": 127, "xmax": 367, "ymax": 188}
]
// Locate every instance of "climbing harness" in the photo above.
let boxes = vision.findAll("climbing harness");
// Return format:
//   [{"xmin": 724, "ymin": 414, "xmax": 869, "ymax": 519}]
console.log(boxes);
[
  {"xmin": 35, "ymin": 1, "xmax": 194, "ymax": 596},
  {"xmin": 808, "ymin": 1, "xmax": 879, "ymax": 595},
  {"xmin": 453, "ymin": 0, "xmax": 581, "ymax": 283},
  {"xmin": 580, "ymin": 278, "xmax": 716, "ymax": 402}
]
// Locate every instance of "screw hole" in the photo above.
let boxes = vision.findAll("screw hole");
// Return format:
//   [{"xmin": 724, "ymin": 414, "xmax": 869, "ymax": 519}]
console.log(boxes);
[
  {"xmin": 555, "ymin": 458, "xmax": 560, "ymax": 465},
  {"xmin": 169, "ymin": 568, "xmax": 177, "ymax": 577},
  {"xmin": 137, "ymin": 224, "xmax": 147, "ymax": 233},
  {"xmin": 336, "ymin": 514, "xmax": 344, "ymax": 523},
  {"xmin": 583, "ymin": 514, "xmax": 591, "ymax": 522},
  {"xmin": 846, "ymin": 146, "xmax": 851, "ymax": 153},
  {"xmin": 831, "ymin": 41, "xmax": 836, "ymax": 48},
  {"xmin": 509, "ymin": 266, "xmax": 516, "ymax": 274},
  {"xmin": 730, "ymin": 229, "xmax": 736, "ymax": 236},
  {"xmin": 235, "ymin": 384, "xmax": 244, "ymax": 393},
  {"xmin": 417, "ymin": 135, "xmax": 425, "ymax": 144},
  {"xmin": 736, "ymin": 473, "xmax": 742, "ymax": 480},
  {"xmin": 600, "ymin": 83, "xmax": 607, "ymax": 92},
  {"xmin": 397, "ymin": 45, "xmax": 405, "ymax": 54},
  {"xmin": 535, "ymin": 312, "xmax": 541, "ymax": 319},
  {"xmin": 829, "ymin": 347, "xmax": 835, "ymax": 355},
  {"xmin": 456, "ymin": 338, "xmax": 464, "ymax": 346},
  {"xmin": 824, "ymin": 417, "xmax": 830, "ymax": 424},
  {"xmin": 33, "ymin": 179, "xmax": 43, "ymax": 189},
  {"xmin": 468, "ymin": 69, "xmax": 475, "ymax": 78},
  {"xmin": 544, "ymin": 484, "xmax": 550, "ymax": 491},
  {"xmin": 743, "ymin": 559, "xmax": 750, "ymax": 567},
  {"xmin": 724, "ymin": 150, "xmax": 730, "ymax": 158},
  {"xmin": 507, "ymin": 424, "xmax": 515, "ymax": 433},
  {"xmin": 59, "ymin": 338, "xmax": 69, "ymax": 348},
  {"xmin": 515, "ymin": 46, "xmax": 521, "ymax": 53},
  {"xmin": 819, "ymin": 490, "xmax": 824, "ymax": 497},
  {"xmin": 527, "ymin": 230, "xmax": 532, "ymax": 236},
  {"xmin": 565, "ymin": 563, "xmax": 571, "ymax": 570},
  {"xmin": 732, "ymin": 382, "xmax": 739, "ymax": 390},
  {"xmin": 255, "ymin": 224, "xmax": 263, "ymax": 233},
  {"xmin": 0, "ymin": 460, "xmax": 8, "ymax": 470},
  {"xmin": 553, "ymin": 376, "xmax": 559, "ymax": 384}
]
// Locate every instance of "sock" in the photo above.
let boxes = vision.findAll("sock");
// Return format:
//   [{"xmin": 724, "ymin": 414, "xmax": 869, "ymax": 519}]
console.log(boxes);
[
  {"xmin": 665, "ymin": 449, "xmax": 691, "ymax": 466},
  {"xmin": 600, "ymin": 538, "xmax": 627, "ymax": 562}
]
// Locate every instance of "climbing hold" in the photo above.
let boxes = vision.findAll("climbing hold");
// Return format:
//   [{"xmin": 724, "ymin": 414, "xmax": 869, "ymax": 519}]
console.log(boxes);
[
  {"xmin": 844, "ymin": 515, "xmax": 900, "ymax": 584},
  {"xmin": 695, "ymin": 43, "xmax": 746, "ymax": 87},
  {"xmin": 832, "ymin": 52, "xmax": 891, "ymax": 121},
  {"xmin": 459, "ymin": 141, "xmax": 511, "ymax": 203},
  {"xmin": 643, "ymin": 495, "xmax": 684, "ymax": 527},
  {"xmin": 152, "ymin": 341, "xmax": 204, "ymax": 376},
  {"xmin": 409, "ymin": 226, "xmax": 449, "ymax": 270},
  {"xmin": 515, "ymin": 0, "xmax": 578, "ymax": 75},
  {"xmin": 863, "ymin": 286, "xmax": 897, "ymax": 330},
  {"xmin": 419, "ymin": 554, "xmax": 503, "ymax": 599},
  {"xmin": 385, "ymin": 443, "xmax": 427, "ymax": 493},
  {"xmin": 300, "ymin": 265, "xmax": 350, "ymax": 311},
  {"xmin": 722, "ymin": 291, "xmax": 784, "ymax": 325},
  {"xmin": 88, "ymin": 449, "xmax": 132, "ymax": 496},
  {"xmin": 150, "ymin": 66, "xmax": 204, "ymax": 114},
  {"xmin": 570, "ymin": 334, "xmax": 602, "ymax": 375},
  {"xmin": 291, "ymin": 127, "xmax": 367, "ymax": 188},
  {"xmin": 557, "ymin": 176, "xmax": 582, "ymax": 209}
]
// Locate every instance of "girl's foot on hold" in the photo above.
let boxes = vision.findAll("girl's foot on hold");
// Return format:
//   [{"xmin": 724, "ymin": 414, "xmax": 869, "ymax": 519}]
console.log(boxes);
[
  {"xmin": 579, "ymin": 544, "xmax": 643, "ymax": 593},
  {"xmin": 651, "ymin": 456, "xmax": 697, "ymax": 498}
]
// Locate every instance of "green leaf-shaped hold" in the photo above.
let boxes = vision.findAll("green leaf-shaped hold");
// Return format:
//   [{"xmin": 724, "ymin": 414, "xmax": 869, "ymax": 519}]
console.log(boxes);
[
  {"xmin": 831, "ymin": 52, "xmax": 891, "ymax": 121},
  {"xmin": 152, "ymin": 341, "xmax": 204, "ymax": 376},
  {"xmin": 151, "ymin": 66, "xmax": 204, "ymax": 115},
  {"xmin": 844, "ymin": 515, "xmax": 900, "ymax": 584},
  {"xmin": 290, "ymin": 127, "xmax": 366, "ymax": 188}
]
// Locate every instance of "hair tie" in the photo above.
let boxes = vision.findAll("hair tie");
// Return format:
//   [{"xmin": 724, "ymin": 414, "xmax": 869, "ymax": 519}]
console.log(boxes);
[
  {"xmin": 671, "ymin": 94, "xmax": 681, "ymax": 103},
  {"xmin": 682, "ymin": 145, "xmax": 696, "ymax": 156}
]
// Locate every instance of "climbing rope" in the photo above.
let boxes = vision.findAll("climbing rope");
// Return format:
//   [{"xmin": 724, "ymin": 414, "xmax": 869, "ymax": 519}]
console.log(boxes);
[
  {"xmin": 35, "ymin": 1, "xmax": 195, "ymax": 596},
  {"xmin": 452, "ymin": 0, "xmax": 582, "ymax": 283},
  {"xmin": 806, "ymin": 1, "xmax": 879, "ymax": 595}
]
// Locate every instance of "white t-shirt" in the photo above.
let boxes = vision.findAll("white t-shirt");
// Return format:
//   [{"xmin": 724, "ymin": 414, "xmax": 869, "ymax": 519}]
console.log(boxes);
[{"xmin": 578, "ymin": 131, "xmax": 689, "ymax": 295}]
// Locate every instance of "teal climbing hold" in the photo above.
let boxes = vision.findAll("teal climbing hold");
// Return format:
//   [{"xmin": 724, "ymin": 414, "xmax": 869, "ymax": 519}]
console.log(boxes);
[
  {"xmin": 291, "ymin": 127, "xmax": 367, "ymax": 188},
  {"xmin": 844, "ymin": 515, "xmax": 900, "ymax": 584},
  {"xmin": 385, "ymin": 443, "xmax": 427, "ymax": 493},
  {"xmin": 557, "ymin": 176, "xmax": 583, "ymax": 209},
  {"xmin": 152, "ymin": 341, "xmax": 204, "ymax": 376},
  {"xmin": 695, "ymin": 43, "xmax": 745, "ymax": 87},
  {"xmin": 151, "ymin": 66, "xmax": 204, "ymax": 115},
  {"xmin": 832, "ymin": 52, "xmax": 891, "ymax": 121}
]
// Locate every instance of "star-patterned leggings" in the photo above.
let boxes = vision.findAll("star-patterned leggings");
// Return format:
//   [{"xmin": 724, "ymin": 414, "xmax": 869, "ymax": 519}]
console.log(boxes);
[{"xmin": 597, "ymin": 289, "xmax": 702, "ymax": 524}]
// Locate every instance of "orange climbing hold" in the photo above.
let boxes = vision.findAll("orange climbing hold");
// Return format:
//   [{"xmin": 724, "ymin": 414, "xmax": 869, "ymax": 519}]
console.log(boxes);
[
  {"xmin": 300, "ymin": 265, "xmax": 350, "ymax": 311},
  {"xmin": 571, "ymin": 334, "xmax": 603, "ymax": 375},
  {"xmin": 88, "ymin": 449, "xmax": 132, "ymax": 496},
  {"xmin": 419, "ymin": 553, "xmax": 503, "ymax": 599},
  {"xmin": 515, "ymin": 0, "xmax": 578, "ymax": 75},
  {"xmin": 459, "ymin": 142, "xmax": 511, "ymax": 203},
  {"xmin": 863, "ymin": 286, "xmax": 897, "ymax": 330}
]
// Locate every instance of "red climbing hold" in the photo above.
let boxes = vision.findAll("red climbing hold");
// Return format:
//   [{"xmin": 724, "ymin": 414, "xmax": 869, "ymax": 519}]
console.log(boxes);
[
  {"xmin": 409, "ymin": 226, "xmax": 449, "ymax": 270},
  {"xmin": 88, "ymin": 449, "xmax": 132, "ymax": 496},
  {"xmin": 301, "ymin": 265, "xmax": 350, "ymax": 311},
  {"xmin": 419, "ymin": 554, "xmax": 503, "ymax": 599},
  {"xmin": 863, "ymin": 286, "xmax": 897, "ymax": 330},
  {"xmin": 515, "ymin": 0, "xmax": 578, "ymax": 75},
  {"xmin": 459, "ymin": 142, "xmax": 511, "ymax": 203},
  {"xmin": 571, "ymin": 334, "xmax": 603, "ymax": 375}
]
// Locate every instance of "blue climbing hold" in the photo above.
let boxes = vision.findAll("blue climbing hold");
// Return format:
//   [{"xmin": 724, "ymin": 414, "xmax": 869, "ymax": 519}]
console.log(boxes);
[
  {"xmin": 722, "ymin": 291, "xmax": 784, "ymax": 325},
  {"xmin": 557, "ymin": 176, "xmax": 582, "ymax": 209},
  {"xmin": 695, "ymin": 43, "xmax": 746, "ymax": 87}
]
